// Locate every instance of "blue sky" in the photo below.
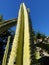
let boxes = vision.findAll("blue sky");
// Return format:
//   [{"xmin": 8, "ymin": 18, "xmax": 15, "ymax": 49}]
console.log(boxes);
[{"xmin": 0, "ymin": 0, "xmax": 49, "ymax": 36}]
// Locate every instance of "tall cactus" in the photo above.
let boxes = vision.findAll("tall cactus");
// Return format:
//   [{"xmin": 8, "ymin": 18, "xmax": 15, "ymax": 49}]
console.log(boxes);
[
  {"xmin": 2, "ymin": 36, "xmax": 11, "ymax": 65},
  {"xmin": 7, "ymin": 3, "xmax": 31, "ymax": 65}
]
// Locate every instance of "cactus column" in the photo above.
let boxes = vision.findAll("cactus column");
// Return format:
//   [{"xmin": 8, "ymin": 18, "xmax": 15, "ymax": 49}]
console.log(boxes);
[
  {"xmin": 2, "ymin": 36, "xmax": 11, "ymax": 65},
  {"xmin": 23, "ymin": 3, "xmax": 31, "ymax": 65},
  {"xmin": 7, "ymin": 3, "xmax": 32, "ymax": 65}
]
